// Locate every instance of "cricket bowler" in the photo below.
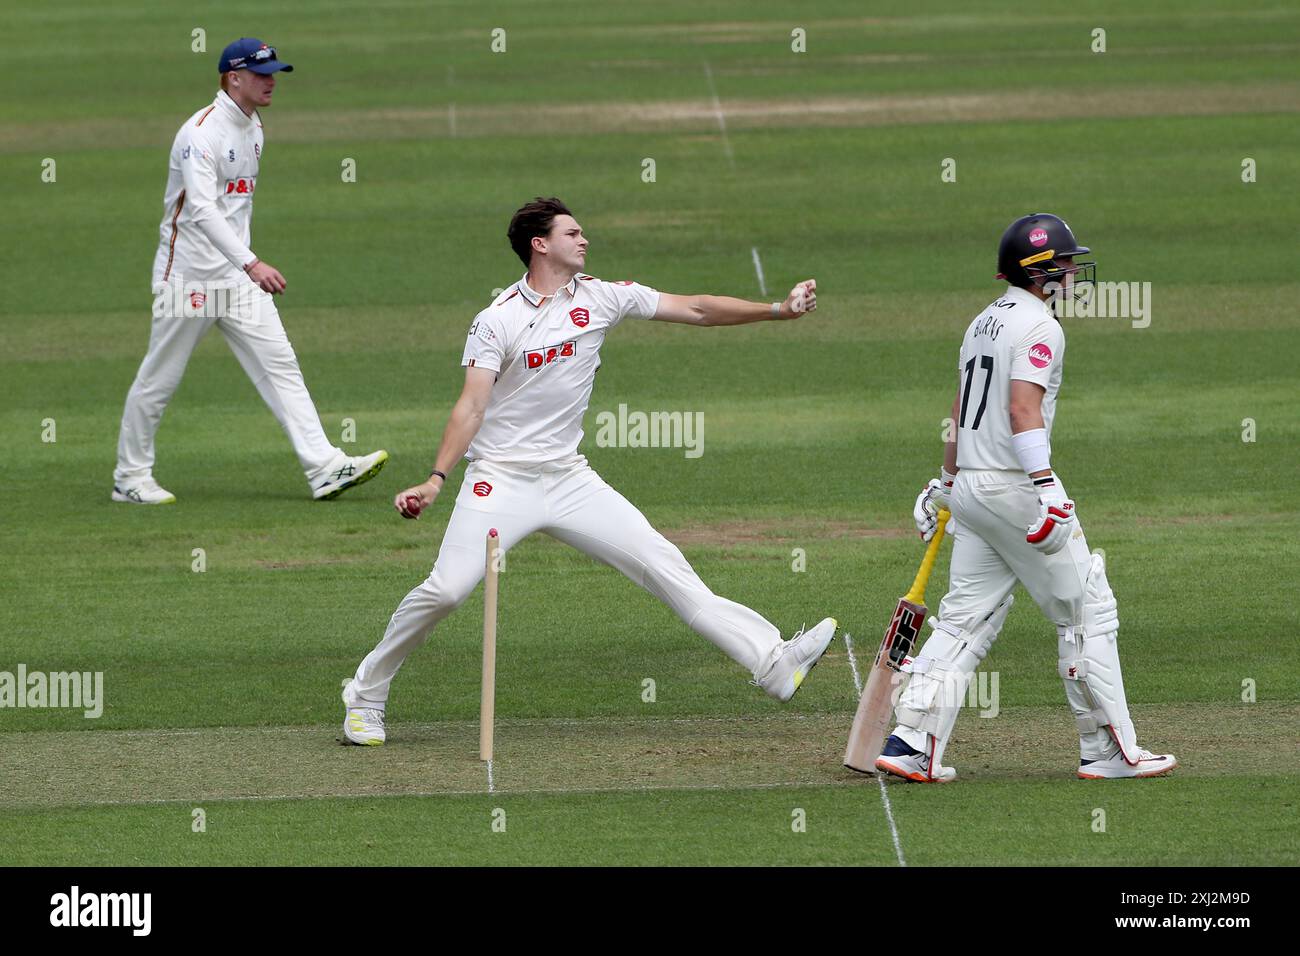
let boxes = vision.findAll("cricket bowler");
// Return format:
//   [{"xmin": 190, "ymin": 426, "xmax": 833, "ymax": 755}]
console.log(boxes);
[
  {"xmin": 341, "ymin": 197, "xmax": 837, "ymax": 744},
  {"xmin": 877, "ymin": 213, "xmax": 1177, "ymax": 782},
  {"xmin": 111, "ymin": 38, "xmax": 387, "ymax": 504}
]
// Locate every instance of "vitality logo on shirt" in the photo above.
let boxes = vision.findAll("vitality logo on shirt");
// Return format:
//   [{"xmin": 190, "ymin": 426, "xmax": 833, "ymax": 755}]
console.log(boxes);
[
  {"xmin": 525, "ymin": 340, "xmax": 577, "ymax": 370},
  {"xmin": 1028, "ymin": 343, "xmax": 1053, "ymax": 368}
]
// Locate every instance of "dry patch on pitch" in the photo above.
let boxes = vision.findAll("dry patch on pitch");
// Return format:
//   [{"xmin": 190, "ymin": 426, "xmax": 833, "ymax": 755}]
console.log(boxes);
[
  {"xmin": 663, "ymin": 518, "xmax": 912, "ymax": 548},
  {"xmin": 7, "ymin": 83, "xmax": 1298, "ymax": 153},
  {"xmin": 276, "ymin": 83, "xmax": 1300, "ymax": 141},
  {"xmin": 0, "ymin": 714, "xmax": 849, "ymax": 810},
  {"xmin": 1, "ymin": 703, "xmax": 1294, "ymax": 810},
  {"xmin": 938, "ymin": 701, "xmax": 1300, "ymax": 784}
]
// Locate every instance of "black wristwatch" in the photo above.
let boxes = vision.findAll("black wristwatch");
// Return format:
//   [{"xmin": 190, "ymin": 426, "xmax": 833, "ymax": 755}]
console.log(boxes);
[{"xmin": 429, "ymin": 469, "xmax": 447, "ymax": 482}]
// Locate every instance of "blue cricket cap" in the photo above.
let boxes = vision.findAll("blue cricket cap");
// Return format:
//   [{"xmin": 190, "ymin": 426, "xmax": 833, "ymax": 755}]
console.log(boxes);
[{"xmin": 218, "ymin": 38, "xmax": 294, "ymax": 75}]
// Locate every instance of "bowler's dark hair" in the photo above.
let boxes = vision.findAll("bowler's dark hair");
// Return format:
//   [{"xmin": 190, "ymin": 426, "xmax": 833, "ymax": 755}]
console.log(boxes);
[{"xmin": 507, "ymin": 197, "xmax": 572, "ymax": 267}]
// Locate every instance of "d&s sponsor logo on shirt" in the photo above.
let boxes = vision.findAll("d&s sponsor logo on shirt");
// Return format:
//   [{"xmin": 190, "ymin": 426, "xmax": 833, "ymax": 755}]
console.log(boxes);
[{"xmin": 525, "ymin": 341, "xmax": 576, "ymax": 370}]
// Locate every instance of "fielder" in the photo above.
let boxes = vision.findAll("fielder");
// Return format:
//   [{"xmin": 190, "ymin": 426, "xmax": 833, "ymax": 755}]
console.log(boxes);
[
  {"xmin": 341, "ymin": 197, "xmax": 837, "ymax": 744},
  {"xmin": 876, "ymin": 213, "xmax": 1177, "ymax": 782},
  {"xmin": 112, "ymin": 38, "xmax": 387, "ymax": 504}
]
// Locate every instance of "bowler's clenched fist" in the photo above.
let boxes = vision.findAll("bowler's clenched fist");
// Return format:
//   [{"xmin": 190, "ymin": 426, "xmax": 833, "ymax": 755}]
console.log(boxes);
[{"xmin": 779, "ymin": 279, "xmax": 817, "ymax": 318}]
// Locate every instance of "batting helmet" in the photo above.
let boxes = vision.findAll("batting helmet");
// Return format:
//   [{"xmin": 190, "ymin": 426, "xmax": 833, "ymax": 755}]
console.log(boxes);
[{"xmin": 996, "ymin": 213, "xmax": 1095, "ymax": 292}]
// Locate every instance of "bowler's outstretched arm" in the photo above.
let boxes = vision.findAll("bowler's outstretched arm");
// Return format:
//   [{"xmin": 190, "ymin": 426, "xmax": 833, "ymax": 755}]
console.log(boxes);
[{"xmin": 652, "ymin": 279, "xmax": 816, "ymax": 326}]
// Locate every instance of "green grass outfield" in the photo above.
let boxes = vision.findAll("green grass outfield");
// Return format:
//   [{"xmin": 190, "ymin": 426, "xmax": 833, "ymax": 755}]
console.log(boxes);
[{"xmin": 1, "ymin": 0, "xmax": 1298, "ymax": 865}]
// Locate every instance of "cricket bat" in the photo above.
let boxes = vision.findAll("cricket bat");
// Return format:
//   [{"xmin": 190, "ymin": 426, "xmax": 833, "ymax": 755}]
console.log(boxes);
[{"xmin": 843, "ymin": 509, "xmax": 950, "ymax": 774}]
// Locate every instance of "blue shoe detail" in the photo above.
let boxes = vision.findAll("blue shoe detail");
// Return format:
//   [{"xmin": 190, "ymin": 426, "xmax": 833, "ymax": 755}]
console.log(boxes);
[{"xmin": 881, "ymin": 734, "xmax": 924, "ymax": 758}]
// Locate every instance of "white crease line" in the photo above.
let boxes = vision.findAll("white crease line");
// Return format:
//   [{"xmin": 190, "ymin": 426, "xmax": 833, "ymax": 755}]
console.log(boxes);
[
  {"xmin": 844, "ymin": 632, "xmax": 863, "ymax": 696},
  {"xmin": 877, "ymin": 776, "xmax": 907, "ymax": 867},
  {"xmin": 751, "ymin": 247, "xmax": 768, "ymax": 297},
  {"xmin": 486, "ymin": 758, "xmax": 494, "ymax": 794},
  {"xmin": 844, "ymin": 633, "xmax": 907, "ymax": 867},
  {"xmin": 702, "ymin": 61, "xmax": 736, "ymax": 169}
]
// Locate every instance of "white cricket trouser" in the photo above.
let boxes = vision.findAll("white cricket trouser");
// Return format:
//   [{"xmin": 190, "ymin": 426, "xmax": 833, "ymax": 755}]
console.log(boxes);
[
  {"xmin": 349, "ymin": 456, "xmax": 783, "ymax": 706},
  {"xmin": 898, "ymin": 468, "xmax": 1113, "ymax": 758},
  {"xmin": 939, "ymin": 469, "xmax": 1093, "ymax": 629},
  {"xmin": 114, "ymin": 275, "xmax": 342, "ymax": 485}
]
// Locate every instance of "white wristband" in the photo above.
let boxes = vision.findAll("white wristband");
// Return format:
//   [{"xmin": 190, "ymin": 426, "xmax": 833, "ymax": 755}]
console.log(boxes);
[
  {"xmin": 1011, "ymin": 428, "xmax": 1051, "ymax": 476},
  {"xmin": 771, "ymin": 302, "xmax": 781, "ymax": 317}
]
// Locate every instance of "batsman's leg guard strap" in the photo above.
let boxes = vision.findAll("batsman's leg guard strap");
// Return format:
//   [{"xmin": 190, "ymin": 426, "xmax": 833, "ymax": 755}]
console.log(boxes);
[
  {"xmin": 1074, "ymin": 709, "xmax": 1107, "ymax": 734},
  {"xmin": 1058, "ymin": 657, "xmax": 1089, "ymax": 680},
  {"xmin": 896, "ymin": 706, "xmax": 943, "ymax": 736},
  {"xmin": 902, "ymin": 655, "xmax": 939, "ymax": 676}
]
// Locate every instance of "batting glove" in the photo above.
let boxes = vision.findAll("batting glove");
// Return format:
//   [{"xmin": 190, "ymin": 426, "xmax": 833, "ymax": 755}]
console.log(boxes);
[
  {"xmin": 912, "ymin": 469, "xmax": 955, "ymax": 541},
  {"xmin": 1026, "ymin": 476, "xmax": 1076, "ymax": 554}
]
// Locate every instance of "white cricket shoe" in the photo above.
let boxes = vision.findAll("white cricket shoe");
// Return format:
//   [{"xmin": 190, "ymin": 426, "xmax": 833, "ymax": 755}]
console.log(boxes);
[
  {"xmin": 874, "ymin": 734, "xmax": 957, "ymax": 783},
  {"xmin": 341, "ymin": 680, "xmax": 386, "ymax": 746},
  {"xmin": 1078, "ymin": 748, "xmax": 1177, "ymax": 779},
  {"xmin": 753, "ymin": 617, "xmax": 837, "ymax": 702},
  {"xmin": 312, "ymin": 450, "xmax": 389, "ymax": 501},
  {"xmin": 111, "ymin": 477, "xmax": 177, "ymax": 505}
]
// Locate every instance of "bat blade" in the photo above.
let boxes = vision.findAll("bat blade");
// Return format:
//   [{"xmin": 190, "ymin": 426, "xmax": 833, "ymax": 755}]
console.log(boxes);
[{"xmin": 843, "ymin": 597, "xmax": 927, "ymax": 773}]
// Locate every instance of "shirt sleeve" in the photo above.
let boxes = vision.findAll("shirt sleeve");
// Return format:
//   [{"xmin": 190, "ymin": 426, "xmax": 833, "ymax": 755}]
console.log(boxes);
[
  {"xmin": 596, "ymin": 279, "xmax": 661, "ymax": 326},
  {"xmin": 179, "ymin": 129, "xmax": 255, "ymax": 270},
  {"xmin": 461, "ymin": 312, "xmax": 506, "ymax": 373},
  {"xmin": 1009, "ymin": 318, "xmax": 1065, "ymax": 387}
]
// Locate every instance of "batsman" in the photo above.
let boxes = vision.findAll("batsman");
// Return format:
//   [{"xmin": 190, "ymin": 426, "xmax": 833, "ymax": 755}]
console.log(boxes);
[{"xmin": 874, "ymin": 214, "xmax": 1177, "ymax": 783}]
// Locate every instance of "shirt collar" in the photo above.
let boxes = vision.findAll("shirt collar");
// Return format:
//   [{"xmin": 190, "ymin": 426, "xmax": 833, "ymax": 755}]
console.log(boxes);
[
  {"xmin": 517, "ymin": 272, "xmax": 583, "ymax": 307},
  {"xmin": 216, "ymin": 90, "xmax": 258, "ymax": 128},
  {"xmin": 1003, "ymin": 283, "xmax": 1054, "ymax": 316}
]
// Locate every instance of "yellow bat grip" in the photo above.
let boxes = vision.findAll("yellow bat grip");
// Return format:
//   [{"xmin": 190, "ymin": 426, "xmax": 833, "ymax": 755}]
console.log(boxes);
[{"xmin": 903, "ymin": 509, "xmax": 950, "ymax": 605}]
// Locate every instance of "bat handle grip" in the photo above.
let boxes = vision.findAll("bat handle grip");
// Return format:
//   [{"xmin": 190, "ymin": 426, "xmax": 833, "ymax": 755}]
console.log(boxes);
[{"xmin": 903, "ymin": 509, "xmax": 949, "ymax": 605}]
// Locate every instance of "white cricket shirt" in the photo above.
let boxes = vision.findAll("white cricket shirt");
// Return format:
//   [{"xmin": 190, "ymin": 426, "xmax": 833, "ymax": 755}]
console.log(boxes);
[
  {"xmin": 152, "ymin": 91, "xmax": 262, "ymax": 285},
  {"xmin": 955, "ymin": 284, "xmax": 1066, "ymax": 472},
  {"xmin": 461, "ymin": 273, "xmax": 661, "ymax": 464}
]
